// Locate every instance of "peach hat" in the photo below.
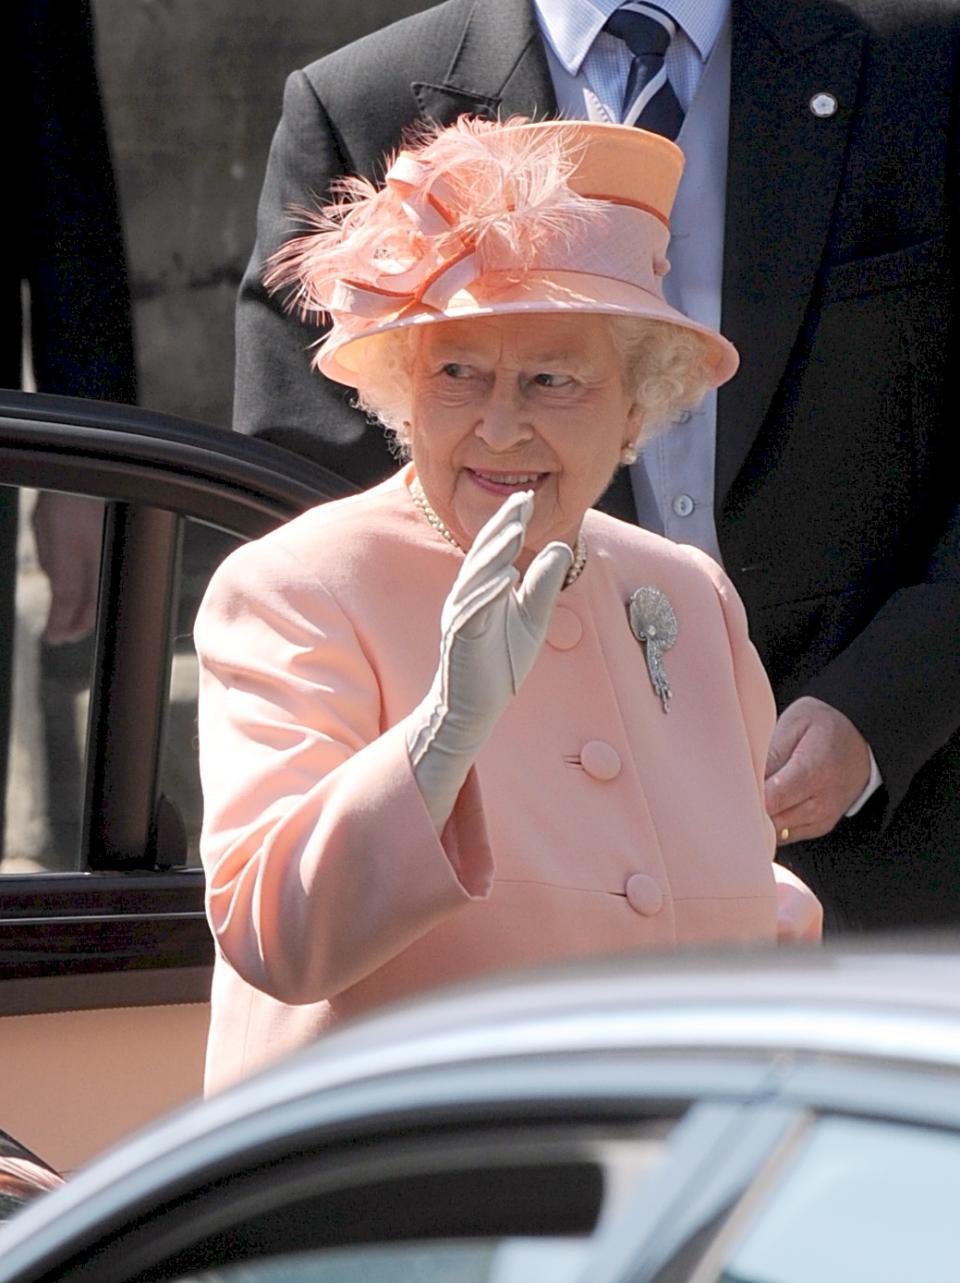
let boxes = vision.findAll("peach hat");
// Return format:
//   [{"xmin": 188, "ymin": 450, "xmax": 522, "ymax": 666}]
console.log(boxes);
[{"xmin": 266, "ymin": 116, "xmax": 738, "ymax": 389}]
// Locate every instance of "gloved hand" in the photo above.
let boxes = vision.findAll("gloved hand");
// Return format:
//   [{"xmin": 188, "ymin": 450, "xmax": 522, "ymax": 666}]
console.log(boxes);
[{"xmin": 406, "ymin": 490, "xmax": 573, "ymax": 832}]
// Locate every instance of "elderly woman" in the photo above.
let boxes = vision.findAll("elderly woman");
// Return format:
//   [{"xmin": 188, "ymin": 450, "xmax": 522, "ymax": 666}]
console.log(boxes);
[{"xmin": 196, "ymin": 118, "xmax": 820, "ymax": 1094}]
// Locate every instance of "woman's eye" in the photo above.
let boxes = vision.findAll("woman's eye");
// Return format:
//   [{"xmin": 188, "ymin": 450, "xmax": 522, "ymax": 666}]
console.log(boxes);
[
  {"xmin": 441, "ymin": 363, "xmax": 473, "ymax": 379},
  {"xmin": 532, "ymin": 372, "xmax": 572, "ymax": 389}
]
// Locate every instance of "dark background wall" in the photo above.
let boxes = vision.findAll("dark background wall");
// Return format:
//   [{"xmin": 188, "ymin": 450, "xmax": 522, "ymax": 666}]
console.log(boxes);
[{"xmin": 91, "ymin": 0, "xmax": 438, "ymax": 427}]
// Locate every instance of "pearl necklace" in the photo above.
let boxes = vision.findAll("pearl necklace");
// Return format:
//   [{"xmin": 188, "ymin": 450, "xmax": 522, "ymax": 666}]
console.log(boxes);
[{"xmin": 410, "ymin": 476, "xmax": 588, "ymax": 588}]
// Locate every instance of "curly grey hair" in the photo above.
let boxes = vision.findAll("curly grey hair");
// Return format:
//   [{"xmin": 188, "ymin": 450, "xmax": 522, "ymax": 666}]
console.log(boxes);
[{"xmin": 352, "ymin": 316, "xmax": 713, "ymax": 457}]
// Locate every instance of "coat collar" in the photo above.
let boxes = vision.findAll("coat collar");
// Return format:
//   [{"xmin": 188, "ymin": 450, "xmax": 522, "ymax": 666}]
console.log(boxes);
[
  {"xmin": 411, "ymin": 0, "xmax": 557, "ymax": 123},
  {"xmin": 736, "ymin": 0, "xmax": 862, "ymax": 58}
]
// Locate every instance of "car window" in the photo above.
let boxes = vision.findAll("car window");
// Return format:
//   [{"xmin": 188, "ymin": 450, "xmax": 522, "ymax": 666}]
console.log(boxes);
[
  {"xmin": 174, "ymin": 1238, "xmax": 591, "ymax": 1283},
  {"xmin": 2, "ymin": 486, "xmax": 100, "ymax": 874},
  {"xmin": 718, "ymin": 1115, "xmax": 960, "ymax": 1283},
  {"xmin": 0, "ymin": 491, "xmax": 240, "ymax": 875}
]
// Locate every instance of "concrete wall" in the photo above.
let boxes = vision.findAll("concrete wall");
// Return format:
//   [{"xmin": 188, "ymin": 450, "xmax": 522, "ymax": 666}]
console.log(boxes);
[{"xmin": 91, "ymin": 0, "xmax": 439, "ymax": 427}]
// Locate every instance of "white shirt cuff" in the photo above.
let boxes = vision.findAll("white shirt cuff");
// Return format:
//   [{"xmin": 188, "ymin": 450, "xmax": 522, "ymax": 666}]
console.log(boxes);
[{"xmin": 844, "ymin": 747, "xmax": 882, "ymax": 817}]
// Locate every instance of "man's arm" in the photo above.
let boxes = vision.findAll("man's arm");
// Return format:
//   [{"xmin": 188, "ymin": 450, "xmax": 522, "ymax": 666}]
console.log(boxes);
[
  {"xmin": 768, "ymin": 496, "xmax": 960, "ymax": 836},
  {"xmin": 234, "ymin": 69, "xmax": 395, "ymax": 488}
]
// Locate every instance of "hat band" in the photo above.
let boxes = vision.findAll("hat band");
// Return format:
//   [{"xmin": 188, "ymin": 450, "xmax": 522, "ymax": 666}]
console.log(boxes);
[{"xmin": 327, "ymin": 203, "xmax": 671, "ymax": 324}]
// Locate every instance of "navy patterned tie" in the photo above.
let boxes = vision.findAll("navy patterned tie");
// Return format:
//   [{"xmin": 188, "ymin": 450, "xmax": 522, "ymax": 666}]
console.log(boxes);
[{"xmin": 603, "ymin": 4, "xmax": 684, "ymax": 139}]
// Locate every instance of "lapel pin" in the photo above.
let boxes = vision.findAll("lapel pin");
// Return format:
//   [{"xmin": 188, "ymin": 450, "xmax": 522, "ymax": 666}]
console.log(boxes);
[
  {"xmin": 627, "ymin": 587, "xmax": 678, "ymax": 714},
  {"xmin": 809, "ymin": 91, "xmax": 838, "ymax": 118}
]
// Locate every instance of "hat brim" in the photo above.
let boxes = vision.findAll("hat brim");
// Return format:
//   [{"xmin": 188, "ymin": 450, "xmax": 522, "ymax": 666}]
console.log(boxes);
[{"xmin": 317, "ymin": 270, "xmax": 739, "ymax": 389}]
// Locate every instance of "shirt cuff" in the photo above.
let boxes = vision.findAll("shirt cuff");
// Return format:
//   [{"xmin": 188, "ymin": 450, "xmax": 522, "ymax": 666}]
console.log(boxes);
[{"xmin": 844, "ymin": 747, "xmax": 882, "ymax": 817}]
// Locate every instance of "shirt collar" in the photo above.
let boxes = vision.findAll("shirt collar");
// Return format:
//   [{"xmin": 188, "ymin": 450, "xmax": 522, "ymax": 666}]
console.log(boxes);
[{"xmin": 533, "ymin": 0, "xmax": 729, "ymax": 72}]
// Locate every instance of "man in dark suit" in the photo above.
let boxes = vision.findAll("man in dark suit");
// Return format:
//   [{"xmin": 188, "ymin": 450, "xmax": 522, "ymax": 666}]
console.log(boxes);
[
  {"xmin": 3, "ymin": 0, "xmax": 137, "ymax": 855},
  {"xmin": 234, "ymin": 0, "xmax": 960, "ymax": 931}
]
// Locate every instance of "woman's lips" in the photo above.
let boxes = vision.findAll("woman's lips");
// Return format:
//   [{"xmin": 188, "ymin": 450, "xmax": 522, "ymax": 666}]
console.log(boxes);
[{"xmin": 466, "ymin": 468, "xmax": 549, "ymax": 495}]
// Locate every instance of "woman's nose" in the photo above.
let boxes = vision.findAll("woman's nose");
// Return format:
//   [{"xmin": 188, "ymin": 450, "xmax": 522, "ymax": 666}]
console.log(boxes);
[{"xmin": 473, "ymin": 382, "xmax": 533, "ymax": 451}]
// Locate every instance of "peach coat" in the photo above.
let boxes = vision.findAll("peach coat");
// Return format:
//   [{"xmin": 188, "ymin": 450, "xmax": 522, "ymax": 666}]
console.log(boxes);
[{"xmin": 196, "ymin": 465, "xmax": 780, "ymax": 1094}]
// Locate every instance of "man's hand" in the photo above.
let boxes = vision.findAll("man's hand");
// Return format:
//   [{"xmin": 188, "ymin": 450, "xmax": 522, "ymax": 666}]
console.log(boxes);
[
  {"xmin": 31, "ymin": 492, "xmax": 104, "ymax": 645},
  {"xmin": 765, "ymin": 696, "xmax": 871, "ymax": 844}
]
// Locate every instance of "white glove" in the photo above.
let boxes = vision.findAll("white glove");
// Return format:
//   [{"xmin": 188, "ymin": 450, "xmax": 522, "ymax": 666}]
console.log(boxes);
[
  {"xmin": 773, "ymin": 863, "xmax": 823, "ymax": 942},
  {"xmin": 406, "ymin": 490, "xmax": 573, "ymax": 832}
]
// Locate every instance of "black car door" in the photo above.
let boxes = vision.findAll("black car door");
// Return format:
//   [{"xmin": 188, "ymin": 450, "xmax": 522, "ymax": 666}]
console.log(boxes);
[{"xmin": 0, "ymin": 389, "xmax": 351, "ymax": 1171}]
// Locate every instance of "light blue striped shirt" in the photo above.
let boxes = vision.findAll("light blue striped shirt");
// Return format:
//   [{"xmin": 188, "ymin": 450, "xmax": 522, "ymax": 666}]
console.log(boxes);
[{"xmin": 533, "ymin": 0, "xmax": 727, "ymax": 114}]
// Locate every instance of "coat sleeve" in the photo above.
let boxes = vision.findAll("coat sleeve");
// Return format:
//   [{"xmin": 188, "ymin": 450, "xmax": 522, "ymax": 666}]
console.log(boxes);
[
  {"xmin": 800, "ymin": 500, "xmax": 960, "ymax": 820},
  {"xmin": 194, "ymin": 537, "xmax": 493, "ymax": 1006},
  {"xmin": 232, "ymin": 69, "xmax": 395, "ymax": 488}
]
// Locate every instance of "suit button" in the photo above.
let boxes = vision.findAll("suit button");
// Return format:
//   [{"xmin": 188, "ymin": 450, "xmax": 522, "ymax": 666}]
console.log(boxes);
[
  {"xmin": 625, "ymin": 874, "xmax": 664, "ymax": 916},
  {"xmin": 580, "ymin": 740, "xmax": 621, "ymax": 781},
  {"xmin": 547, "ymin": 606, "xmax": 582, "ymax": 651}
]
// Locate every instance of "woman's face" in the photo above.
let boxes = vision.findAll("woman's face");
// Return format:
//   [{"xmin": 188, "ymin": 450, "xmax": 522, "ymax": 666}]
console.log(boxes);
[{"xmin": 407, "ymin": 313, "xmax": 642, "ymax": 563}]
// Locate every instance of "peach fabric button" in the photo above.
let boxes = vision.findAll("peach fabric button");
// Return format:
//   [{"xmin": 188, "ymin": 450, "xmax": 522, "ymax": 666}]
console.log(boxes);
[
  {"xmin": 625, "ymin": 873, "xmax": 664, "ymax": 917},
  {"xmin": 580, "ymin": 740, "xmax": 622, "ymax": 781},
  {"xmin": 546, "ymin": 606, "xmax": 583, "ymax": 651}
]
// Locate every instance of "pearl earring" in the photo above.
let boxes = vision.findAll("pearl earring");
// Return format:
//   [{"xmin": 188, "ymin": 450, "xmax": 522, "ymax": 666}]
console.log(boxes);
[{"xmin": 620, "ymin": 442, "xmax": 639, "ymax": 466}]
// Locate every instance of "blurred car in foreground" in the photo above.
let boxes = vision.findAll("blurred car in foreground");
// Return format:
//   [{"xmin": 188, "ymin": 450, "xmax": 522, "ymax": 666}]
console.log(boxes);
[{"xmin": 2, "ymin": 939, "xmax": 960, "ymax": 1283}]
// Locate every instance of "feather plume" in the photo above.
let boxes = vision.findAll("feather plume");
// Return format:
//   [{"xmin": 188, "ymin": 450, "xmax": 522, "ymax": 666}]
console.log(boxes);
[
  {"xmin": 263, "ymin": 173, "xmax": 425, "ymax": 319},
  {"xmin": 264, "ymin": 115, "xmax": 610, "ymax": 320},
  {"xmin": 410, "ymin": 116, "xmax": 603, "ymax": 271}
]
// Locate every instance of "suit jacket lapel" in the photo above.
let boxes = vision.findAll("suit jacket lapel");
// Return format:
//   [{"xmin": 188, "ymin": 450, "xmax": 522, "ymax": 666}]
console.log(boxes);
[
  {"xmin": 716, "ymin": 0, "xmax": 863, "ymax": 508},
  {"xmin": 412, "ymin": 0, "xmax": 556, "ymax": 122}
]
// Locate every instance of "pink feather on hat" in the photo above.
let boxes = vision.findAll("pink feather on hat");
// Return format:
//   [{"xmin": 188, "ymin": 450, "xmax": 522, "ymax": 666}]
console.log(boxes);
[{"xmin": 265, "ymin": 116, "xmax": 605, "ymax": 322}]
